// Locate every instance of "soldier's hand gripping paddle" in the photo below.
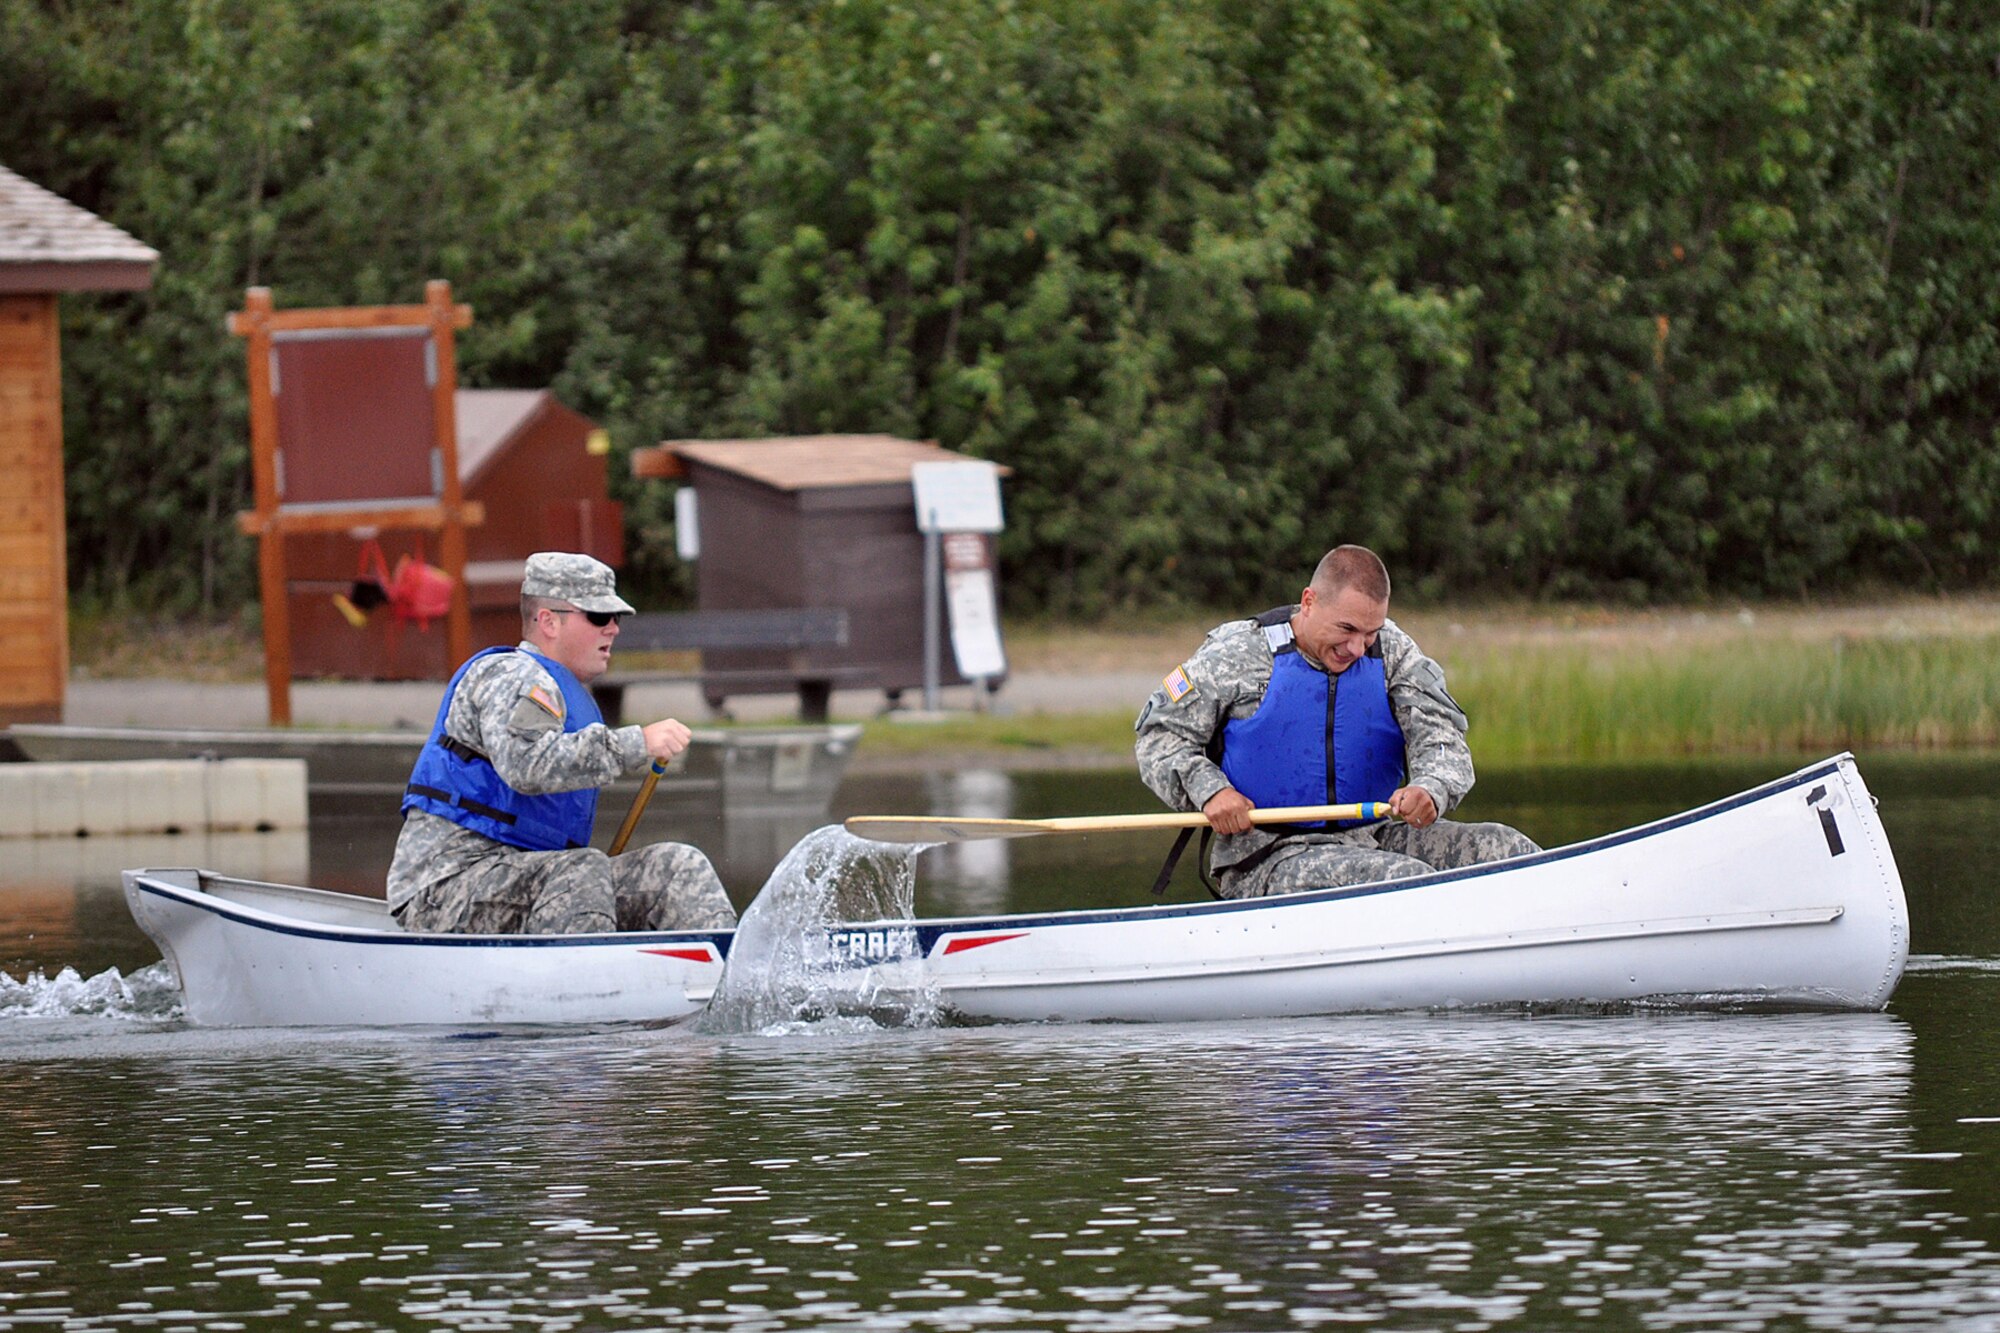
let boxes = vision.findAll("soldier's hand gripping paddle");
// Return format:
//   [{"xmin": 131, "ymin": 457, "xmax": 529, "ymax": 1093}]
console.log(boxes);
[{"xmin": 844, "ymin": 802, "xmax": 1396, "ymax": 845}]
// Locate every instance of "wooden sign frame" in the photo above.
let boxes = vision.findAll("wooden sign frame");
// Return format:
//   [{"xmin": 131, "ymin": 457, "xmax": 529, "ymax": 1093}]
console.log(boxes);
[{"xmin": 230, "ymin": 280, "xmax": 484, "ymax": 724}]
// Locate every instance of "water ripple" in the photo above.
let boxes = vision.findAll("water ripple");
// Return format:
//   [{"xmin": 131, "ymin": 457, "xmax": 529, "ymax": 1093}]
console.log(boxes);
[
  {"xmin": 3, "ymin": 1010, "xmax": 1991, "ymax": 1330},
  {"xmin": 1906, "ymin": 954, "xmax": 2000, "ymax": 975}
]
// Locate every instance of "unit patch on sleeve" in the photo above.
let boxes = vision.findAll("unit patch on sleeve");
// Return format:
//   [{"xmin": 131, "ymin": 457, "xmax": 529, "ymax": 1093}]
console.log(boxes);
[
  {"xmin": 1162, "ymin": 665, "xmax": 1194, "ymax": 702},
  {"xmin": 525, "ymin": 685, "xmax": 564, "ymax": 719}
]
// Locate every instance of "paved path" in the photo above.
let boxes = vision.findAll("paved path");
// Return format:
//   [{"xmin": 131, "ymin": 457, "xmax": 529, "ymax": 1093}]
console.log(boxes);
[{"xmin": 61, "ymin": 669, "xmax": 1162, "ymax": 730}]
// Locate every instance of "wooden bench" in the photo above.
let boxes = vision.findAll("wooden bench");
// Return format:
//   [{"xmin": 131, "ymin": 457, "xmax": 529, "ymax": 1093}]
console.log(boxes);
[{"xmin": 592, "ymin": 607, "xmax": 858, "ymax": 723}]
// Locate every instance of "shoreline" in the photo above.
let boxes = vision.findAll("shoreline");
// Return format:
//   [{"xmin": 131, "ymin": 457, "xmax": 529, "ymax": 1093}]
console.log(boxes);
[
  {"xmin": 49, "ymin": 592, "xmax": 2000, "ymax": 770},
  {"xmin": 69, "ymin": 591, "xmax": 2000, "ymax": 680}
]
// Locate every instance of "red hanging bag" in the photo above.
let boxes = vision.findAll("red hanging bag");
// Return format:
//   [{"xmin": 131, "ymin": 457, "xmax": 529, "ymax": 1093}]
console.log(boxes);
[{"xmin": 386, "ymin": 535, "xmax": 455, "ymax": 630}]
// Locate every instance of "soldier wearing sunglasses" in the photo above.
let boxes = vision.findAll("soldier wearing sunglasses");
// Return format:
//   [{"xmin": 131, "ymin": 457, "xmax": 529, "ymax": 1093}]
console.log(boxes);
[{"xmin": 388, "ymin": 552, "xmax": 737, "ymax": 935}]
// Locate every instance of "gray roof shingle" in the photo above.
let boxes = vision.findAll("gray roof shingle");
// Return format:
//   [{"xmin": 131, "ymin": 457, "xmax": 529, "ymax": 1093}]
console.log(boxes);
[{"xmin": 0, "ymin": 163, "xmax": 157, "ymax": 292}]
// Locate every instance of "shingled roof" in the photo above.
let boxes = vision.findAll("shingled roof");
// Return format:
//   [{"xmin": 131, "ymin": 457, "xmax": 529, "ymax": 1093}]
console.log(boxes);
[
  {"xmin": 0, "ymin": 163, "xmax": 157, "ymax": 294},
  {"xmin": 645, "ymin": 435, "xmax": 1010, "ymax": 491}
]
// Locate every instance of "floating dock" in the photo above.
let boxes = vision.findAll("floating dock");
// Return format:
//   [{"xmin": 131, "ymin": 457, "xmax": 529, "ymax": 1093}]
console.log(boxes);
[{"xmin": 0, "ymin": 759, "xmax": 308, "ymax": 838}]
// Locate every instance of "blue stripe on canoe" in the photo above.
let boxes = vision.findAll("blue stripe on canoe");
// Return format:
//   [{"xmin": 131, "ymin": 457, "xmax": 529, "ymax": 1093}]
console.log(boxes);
[
  {"xmin": 129, "ymin": 756, "xmax": 1850, "ymax": 961},
  {"xmin": 125, "ymin": 878, "xmax": 737, "ymax": 956}
]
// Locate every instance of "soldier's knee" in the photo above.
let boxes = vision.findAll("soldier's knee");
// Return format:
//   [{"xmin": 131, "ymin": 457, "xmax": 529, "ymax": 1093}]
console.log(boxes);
[
  {"xmin": 1456, "ymin": 823, "xmax": 1539, "ymax": 865},
  {"xmin": 631, "ymin": 841, "xmax": 718, "ymax": 882},
  {"xmin": 550, "ymin": 847, "xmax": 612, "ymax": 876},
  {"xmin": 1269, "ymin": 849, "xmax": 1428, "ymax": 894}
]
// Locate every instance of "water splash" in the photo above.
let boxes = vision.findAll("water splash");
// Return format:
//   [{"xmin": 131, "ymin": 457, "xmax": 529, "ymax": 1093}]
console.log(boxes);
[
  {"xmin": 0, "ymin": 961, "xmax": 184, "ymax": 1021},
  {"xmin": 698, "ymin": 826, "xmax": 940, "ymax": 1036}
]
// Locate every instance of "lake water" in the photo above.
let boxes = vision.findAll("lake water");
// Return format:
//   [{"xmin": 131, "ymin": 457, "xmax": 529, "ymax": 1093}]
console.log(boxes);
[{"xmin": 3, "ymin": 751, "xmax": 1999, "ymax": 1330}]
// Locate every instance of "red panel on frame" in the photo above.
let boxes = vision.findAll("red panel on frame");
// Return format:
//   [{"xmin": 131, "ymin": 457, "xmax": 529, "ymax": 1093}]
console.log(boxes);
[{"xmin": 272, "ymin": 330, "xmax": 437, "ymax": 506}]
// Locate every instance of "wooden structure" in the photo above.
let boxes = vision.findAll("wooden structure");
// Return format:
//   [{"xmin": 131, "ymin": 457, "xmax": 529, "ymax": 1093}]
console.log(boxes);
[
  {"xmin": 229, "ymin": 282, "xmax": 483, "ymax": 722},
  {"xmin": 630, "ymin": 434, "xmax": 1008, "ymax": 709},
  {"xmin": 283, "ymin": 389, "xmax": 620, "ymax": 680},
  {"xmin": 0, "ymin": 164, "xmax": 157, "ymax": 724}
]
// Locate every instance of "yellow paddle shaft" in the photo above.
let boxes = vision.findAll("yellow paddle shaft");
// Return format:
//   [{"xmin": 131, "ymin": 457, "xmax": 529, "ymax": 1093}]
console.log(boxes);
[
  {"xmin": 607, "ymin": 760, "xmax": 669, "ymax": 855},
  {"xmin": 844, "ymin": 802, "xmax": 1397, "ymax": 845}
]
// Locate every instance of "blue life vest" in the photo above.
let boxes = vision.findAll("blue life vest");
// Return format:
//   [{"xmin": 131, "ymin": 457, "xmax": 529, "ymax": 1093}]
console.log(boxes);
[
  {"xmin": 401, "ymin": 646, "xmax": 603, "ymax": 851},
  {"xmin": 1219, "ymin": 614, "xmax": 1406, "ymax": 829}
]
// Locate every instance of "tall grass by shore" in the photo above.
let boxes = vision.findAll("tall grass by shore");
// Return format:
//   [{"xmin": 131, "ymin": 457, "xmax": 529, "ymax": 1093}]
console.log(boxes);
[
  {"xmin": 856, "ymin": 630, "xmax": 2000, "ymax": 766},
  {"xmin": 66, "ymin": 602, "xmax": 2000, "ymax": 765},
  {"xmin": 1450, "ymin": 634, "xmax": 2000, "ymax": 764}
]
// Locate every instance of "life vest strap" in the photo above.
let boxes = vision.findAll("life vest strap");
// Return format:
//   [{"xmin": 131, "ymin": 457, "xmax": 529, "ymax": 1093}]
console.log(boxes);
[
  {"xmin": 405, "ymin": 783, "xmax": 518, "ymax": 827},
  {"xmin": 440, "ymin": 736, "xmax": 487, "ymax": 764},
  {"xmin": 1149, "ymin": 825, "xmax": 1221, "ymax": 899}
]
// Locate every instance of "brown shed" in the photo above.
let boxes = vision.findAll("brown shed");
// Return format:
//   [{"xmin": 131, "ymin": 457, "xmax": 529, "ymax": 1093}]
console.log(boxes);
[
  {"xmin": 631, "ymin": 434, "xmax": 1007, "ymax": 707},
  {"xmin": 283, "ymin": 388, "xmax": 622, "ymax": 680},
  {"xmin": 0, "ymin": 164, "xmax": 157, "ymax": 723}
]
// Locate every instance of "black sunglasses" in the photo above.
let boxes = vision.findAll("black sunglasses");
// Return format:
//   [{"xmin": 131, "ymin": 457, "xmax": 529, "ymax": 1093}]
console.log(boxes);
[{"xmin": 550, "ymin": 608, "xmax": 629, "ymax": 628}]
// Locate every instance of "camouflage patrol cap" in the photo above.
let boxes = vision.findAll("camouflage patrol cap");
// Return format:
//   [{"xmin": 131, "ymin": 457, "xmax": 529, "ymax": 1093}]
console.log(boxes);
[{"xmin": 521, "ymin": 552, "xmax": 635, "ymax": 615}]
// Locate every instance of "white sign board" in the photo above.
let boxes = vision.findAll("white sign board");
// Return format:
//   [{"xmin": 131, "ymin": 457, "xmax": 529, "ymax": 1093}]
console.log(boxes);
[
  {"xmin": 674, "ymin": 487, "xmax": 700, "ymax": 561},
  {"xmin": 911, "ymin": 460, "xmax": 1004, "ymax": 534},
  {"xmin": 945, "ymin": 567, "xmax": 1007, "ymax": 679}
]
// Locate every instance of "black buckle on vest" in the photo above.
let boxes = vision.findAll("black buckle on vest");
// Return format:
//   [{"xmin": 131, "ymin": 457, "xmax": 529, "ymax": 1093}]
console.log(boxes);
[{"xmin": 441, "ymin": 736, "xmax": 488, "ymax": 764}]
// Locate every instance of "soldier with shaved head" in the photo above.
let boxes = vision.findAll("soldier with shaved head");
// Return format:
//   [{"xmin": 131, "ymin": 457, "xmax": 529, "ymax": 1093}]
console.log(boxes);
[{"xmin": 1136, "ymin": 545, "xmax": 1538, "ymax": 898}]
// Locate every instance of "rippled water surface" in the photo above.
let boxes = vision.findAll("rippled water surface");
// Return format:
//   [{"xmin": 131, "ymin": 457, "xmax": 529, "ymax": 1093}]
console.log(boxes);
[{"xmin": 3, "ymin": 751, "xmax": 1999, "ymax": 1330}]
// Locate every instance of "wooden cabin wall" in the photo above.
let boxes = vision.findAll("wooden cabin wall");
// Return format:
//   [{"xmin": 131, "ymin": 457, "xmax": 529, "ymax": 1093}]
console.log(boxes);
[{"xmin": 0, "ymin": 294, "xmax": 66, "ymax": 722}]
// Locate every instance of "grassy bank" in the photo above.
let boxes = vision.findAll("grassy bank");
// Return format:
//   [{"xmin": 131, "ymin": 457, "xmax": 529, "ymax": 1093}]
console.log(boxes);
[
  {"xmin": 859, "ymin": 605, "xmax": 2000, "ymax": 767},
  {"xmin": 68, "ymin": 597, "xmax": 2000, "ymax": 765},
  {"xmin": 1448, "ymin": 634, "xmax": 2000, "ymax": 763},
  {"xmin": 852, "ymin": 639, "xmax": 2000, "ymax": 769},
  {"xmin": 853, "ymin": 710, "xmax": 1141, "ymax": 766}
]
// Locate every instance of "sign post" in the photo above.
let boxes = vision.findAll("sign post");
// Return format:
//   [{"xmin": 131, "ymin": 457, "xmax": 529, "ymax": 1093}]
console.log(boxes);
[
  {"xmin": 228, "ymin": 280, "xmax": 483, "ymax": 723},
  {"xmin": 922, "ymin": 509, "xmax": 943, "ymax": 711},
  {"xmin": 910, "ymin": 461, "xmax": 1006, "ymax": 713}
]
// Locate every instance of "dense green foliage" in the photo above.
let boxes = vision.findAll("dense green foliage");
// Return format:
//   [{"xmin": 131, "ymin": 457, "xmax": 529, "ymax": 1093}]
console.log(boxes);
[{"xmin": 3, "ymin": 0, "xmax": 1995, "ymax": 614}]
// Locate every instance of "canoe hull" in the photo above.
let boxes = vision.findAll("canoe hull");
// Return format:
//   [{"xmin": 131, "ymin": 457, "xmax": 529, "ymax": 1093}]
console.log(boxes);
[
  {"xmin": 123, "ymin": 870, "xmax": 727, "ymax": 1027},
  {"xmin": 911, "ymin": 754, "xmax": 1905, "ymax": 1021},
  {"xmin": 123, "ymin": 754, "xmax": 1908, "ymax": 1027}
]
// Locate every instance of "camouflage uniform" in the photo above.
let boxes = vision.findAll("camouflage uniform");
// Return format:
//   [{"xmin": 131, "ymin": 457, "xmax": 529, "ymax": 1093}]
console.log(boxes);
[
  {"xmin": 1134, "ymin": 610, "xmax": 1538, "ymax": 898},
  {"xmin": 387, "ymin": 641, "xmax": 737, "ymax": 934}
]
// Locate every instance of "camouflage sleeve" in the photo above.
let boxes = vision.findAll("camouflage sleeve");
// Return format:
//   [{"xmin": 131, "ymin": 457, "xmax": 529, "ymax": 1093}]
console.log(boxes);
[
  {"xmin": 445, "ymin": 651, "xmax": 649, "ymax": 795},
  {"xmin": 1379, "ymin": 619, "xmax": 1474, "ymax": 814},
  {"xmin": 1133, "ymin": 620, "xmax": 1269, "ymax": 813}
]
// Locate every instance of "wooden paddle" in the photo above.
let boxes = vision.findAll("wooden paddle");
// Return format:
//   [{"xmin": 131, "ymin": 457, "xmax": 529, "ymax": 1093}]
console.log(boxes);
[
  {"xmin": 607, "ymin": 760, "xmax": 669, "ymax": 855},
  {"xmin": 845, "ymin": 802, "xmax": 1396, "ymax": 845}
]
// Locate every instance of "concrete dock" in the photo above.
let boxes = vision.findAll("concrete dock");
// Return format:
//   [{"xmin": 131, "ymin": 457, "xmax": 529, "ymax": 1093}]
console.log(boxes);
[{"xmin": 0, "ymin": 758, "xmax": 308, "ymax": 838}]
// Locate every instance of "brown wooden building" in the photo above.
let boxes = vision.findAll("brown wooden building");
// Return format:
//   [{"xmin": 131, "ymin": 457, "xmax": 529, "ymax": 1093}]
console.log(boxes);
[
  {"xmin": 632, "ymin": 434, "xmax": 1006, "ymax": 707},
  {"xmin": 283, "ymin": 388, "xmax": 621, "ymax": 680},
  {"xmin": 0, "ymin": 165, "xmax": 157, "ymax": 723}
]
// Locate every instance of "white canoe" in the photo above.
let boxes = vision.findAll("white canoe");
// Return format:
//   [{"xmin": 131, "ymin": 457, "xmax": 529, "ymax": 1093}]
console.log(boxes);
[{"xmin": 122, "ymin": 753, "xmax": 1908, "ymax": 1027}]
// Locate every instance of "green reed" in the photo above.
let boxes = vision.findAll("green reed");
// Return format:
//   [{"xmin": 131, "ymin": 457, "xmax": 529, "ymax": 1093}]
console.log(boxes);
[
  {"xmin": 850, "ymin": 632, "xmax": 2000, "ymax": 766},
  {"xmin": 1450, "ymin": 634, "xmax": 2000, "ymax": 763}
]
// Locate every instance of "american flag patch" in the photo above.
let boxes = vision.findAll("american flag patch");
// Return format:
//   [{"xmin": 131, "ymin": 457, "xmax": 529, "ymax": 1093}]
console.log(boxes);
[
  {"xmin": 526, "ymin": 685, "xmax": 563, "ymax": 718},
  {"xmin": 1163, "ymin": 665, "xmax": 1193, "ymax": 702}
]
